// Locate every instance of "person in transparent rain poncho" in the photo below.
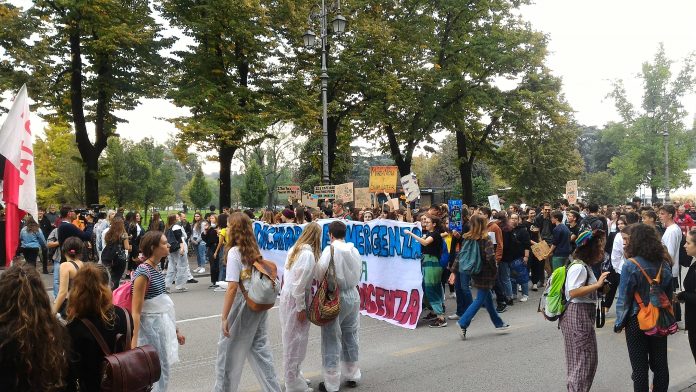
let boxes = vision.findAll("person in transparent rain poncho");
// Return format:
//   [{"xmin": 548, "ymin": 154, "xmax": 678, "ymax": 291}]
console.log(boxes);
[
  {"xmin": 213, "ymin": 213, "xmax": 281, "ymax": 392},
  {"xmin": 316, "ymin": 221, "xmax": 363, "ymax": 392},
  {"xmin": 131, "ymin": 231, "xmax": 186, "ymax": 392},
  {"xmin": 280, "ymin": 223, "xmax": 322, "ymax": 392}
]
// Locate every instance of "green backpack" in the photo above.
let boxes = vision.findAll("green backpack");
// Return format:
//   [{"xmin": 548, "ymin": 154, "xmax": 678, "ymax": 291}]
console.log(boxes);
[{"xmin": 538, "ymin": 260, "xmax": 589, "ymax": 321}]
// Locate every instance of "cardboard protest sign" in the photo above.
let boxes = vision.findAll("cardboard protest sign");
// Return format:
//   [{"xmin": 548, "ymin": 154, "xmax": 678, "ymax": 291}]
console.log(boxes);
[
  {"xmin": 369, "ymin": 166, "xmax": 399, "ymax": 193},
  {"xmin": 531, "ymin": 240, "xmax": 551, "ymax": 261},
  {"xmin": 314, "ymin": 185, "xmax": 336, "ymax": 199},
  {"xmin": 334, "ymin": 182, "xmax": 354, "ymax": 203},
  {"xmin": 488, "ymin": 195, "xmax": 501, "ymax": 211},
  {"xmin": 400, "ymin": 173, "xmax": 420, "ymax": 202},
  {"xmin": 253, "ymin": 219, "xmax": 424, "ymax": 329},
  {"xmin": 301, "ymin": 192, "xmax": 319, "ymax": 208},
  {"xmin": 387, "ymin": 198, "xmax": 400, "ymax": 211},
  {"xmin": 277, "ymin": 185, "xmax": 301, "ymax": 200},
  {"xmin": 448, "ymin": 200, "xmax": 463, "ymax": 232},
  {"xmin": 354, "ymin": 188, "xmax": 373, "ymax": 209},
  {"xmin": 566, "ymin": 180, "xmax": 578, "ymax": 205}
]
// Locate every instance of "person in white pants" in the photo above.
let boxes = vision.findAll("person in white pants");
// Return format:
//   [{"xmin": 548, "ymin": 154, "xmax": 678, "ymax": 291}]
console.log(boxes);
[
  {"xmin": 316, "ymin": 221, "xmax": 362, "ymax": 392},
  {"xmin": 280, "ymin": 223, "xmax": 322, "ymax": 392},
  {"xmin": 164, "ymin": 214, "xmax": 189, "ymax": 292},
  {"xmin": 214, "ymin": 212, "xmax": 281, "ymax": 392}
]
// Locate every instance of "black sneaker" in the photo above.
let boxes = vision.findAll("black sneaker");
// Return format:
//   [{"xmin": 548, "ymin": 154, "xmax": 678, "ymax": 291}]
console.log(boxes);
[
  {"xmin": 428, "ymin": 318, "xmax": 448, "ymax": 328},
  {"xmin": 318, "ymin": 382, "xmax": 328, "ymax": 392},
  {"xmin": 506, "ymin": 299, "xmax": 514, "ymax": 306},
  {"xmin": 496, "ymin": 303, "xmax": 508, "ymax": 313},
  {"xmin": 422, "ymin": 312, "xmax": 437, "ymax": 321},
  {"xmin": 459, "ymin": 327, "xmax": 467, "ymax": 340},
  {"xmin": 346, "ymin": 380, "xmax": 358, "ymax": 388},
  {"xmin": 187, "ymin": 278, "xmax": 198, "ymax": 284}
]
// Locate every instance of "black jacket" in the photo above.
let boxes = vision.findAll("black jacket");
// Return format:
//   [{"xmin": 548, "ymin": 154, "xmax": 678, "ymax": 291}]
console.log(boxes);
[
  {"xmin": 503, "ymin": 225, "xmax": 531, "ymax": 262},
  {"xmin": 678, "ymin": 261, "xmax": 696, "ymax": 331}
]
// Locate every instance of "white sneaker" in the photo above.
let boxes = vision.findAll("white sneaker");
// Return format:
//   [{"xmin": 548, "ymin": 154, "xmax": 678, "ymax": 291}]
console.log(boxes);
[
  {"xmin": 213, "ymin": 287, "xmax": 226, "ymax": 292},
  {"xmin": 447, "ymin": 313, "xmax": 460, "ymax": 320},
  {"xmin": 520, "ymin": 295, "xmax": 529, "ymax": 302}
]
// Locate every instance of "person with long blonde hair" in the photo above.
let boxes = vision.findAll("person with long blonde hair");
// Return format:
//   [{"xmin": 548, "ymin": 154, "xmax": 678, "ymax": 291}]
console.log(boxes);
[
  {"xmin": 66, "ymin": 264, "xmax": 133, "ymax": 391},
  {"xmin": 280, "ymin": 223, "xmax": 322, "ymax": 392},
  {"xmin": 214, "ymin": 213, "xmax": 281, "ymax": 392}
]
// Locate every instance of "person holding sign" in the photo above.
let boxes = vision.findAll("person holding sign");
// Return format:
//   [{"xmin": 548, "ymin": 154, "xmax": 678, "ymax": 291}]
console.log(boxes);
[
  {"xmin": 405, "ymin": 214, "xmax": 447, "ymax": 328},
  {"xmin": 280, "ymin": 223, "xmax": 322, "ymax": 392}
]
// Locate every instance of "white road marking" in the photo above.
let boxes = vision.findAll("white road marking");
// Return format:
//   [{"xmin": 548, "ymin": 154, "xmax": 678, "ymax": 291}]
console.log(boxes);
[{"xmin": 176, "ymin": 305, "xmax": 278, "ymax": 324}]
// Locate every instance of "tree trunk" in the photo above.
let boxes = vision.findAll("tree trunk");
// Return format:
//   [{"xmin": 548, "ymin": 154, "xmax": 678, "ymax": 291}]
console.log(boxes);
[
  {"xmin": 384, "ymin": 124, "xmax": 412, "ymax": 177},
  {"xmin": 455, "ymin": 130, "xmax": 474, "ymax": 204},
  {"xmin": 651, "ymin": 186, "xmax": 658, "ymax": 204},
  {"xmin": 218, "ymin": 144, "xmax": 235, "ymax": 209}
]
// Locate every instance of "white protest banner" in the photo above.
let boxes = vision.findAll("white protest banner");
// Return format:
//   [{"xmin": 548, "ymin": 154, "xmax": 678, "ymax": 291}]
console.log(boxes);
[
  {"xmin": 314, "ymin": 185, "xmax": 336, "ymax": 199},
  {"xmin": 400, "ymin": 173, "xmax": 420, "ymax": 202},
  {"xmin": 488, "ymin": 195, "xmax": 501, "ymax": 211},
  {"xmin": 566, "ymin": 180, "xmax": 578, "ymax": 205},
  {"xmin": 354, "ymin": 188, "xmax": 372, "ymax": 209},
  {"xmin": 301, "ymin": 192, "xmax": 319, "ymax": 208},
  {"xmin": 277, "ymin": 185, "xmax": 301, "ymax": 200},
  {"xmin": 253, "ymin": 219, "xmax": 424, "ymax": 329},
  {"xmin": 334, "ymin": 182, "xmax": 354, "ymax": 203}
]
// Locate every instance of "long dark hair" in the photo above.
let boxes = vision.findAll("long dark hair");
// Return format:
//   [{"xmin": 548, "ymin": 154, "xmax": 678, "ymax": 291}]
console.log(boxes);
[
  {"xmin": 0, "ymin": 265, "xmax": 69, "ymax": 391},
  {"xmin": 149, "ymin": 212, "xmax": 162, "ymax": 231},
  {"xmin": 625, "ymin": 223, "xmax": 667, "ymax": 264}
]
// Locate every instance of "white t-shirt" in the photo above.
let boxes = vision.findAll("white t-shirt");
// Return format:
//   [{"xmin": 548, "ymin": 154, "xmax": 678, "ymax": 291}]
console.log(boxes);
[
  {"xmin": 662, "ymin": 223, "xmax": 682, "ymax": 277},
  {"xmin": 225, "ymin": 247, "xmax": 246, "ymax": 283},
  {"xmin": 565, "ymin": 262, "xmax": 597, "ymax": 304},
  {"xmin": 611, "ymin": 233, "xmax": 625, "ymax": 274}
]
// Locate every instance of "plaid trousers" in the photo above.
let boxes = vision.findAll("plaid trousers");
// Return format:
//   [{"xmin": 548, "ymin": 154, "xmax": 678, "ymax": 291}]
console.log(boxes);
[{"xmin": 559, "ymin": 302, "xmax": 597, "ymax": 392}]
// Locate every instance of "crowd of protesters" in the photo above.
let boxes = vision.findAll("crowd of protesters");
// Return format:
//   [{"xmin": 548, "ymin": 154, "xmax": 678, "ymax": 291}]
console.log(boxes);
[{"xmin": 3, "ymin": 195, "xmax": 696, "ymax": 391}]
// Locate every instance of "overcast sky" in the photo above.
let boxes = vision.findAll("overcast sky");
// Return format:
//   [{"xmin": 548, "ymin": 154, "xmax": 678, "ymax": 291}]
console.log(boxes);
[{"xmin": 4, "ymin": 0, "xmax": 696, "ymax": 174}]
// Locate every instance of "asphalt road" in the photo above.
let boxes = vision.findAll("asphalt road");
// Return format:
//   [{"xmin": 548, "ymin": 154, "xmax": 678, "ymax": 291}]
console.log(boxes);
[{"xmin": 36, "ymin": 259, "xmax": 696, "ymax": 392}]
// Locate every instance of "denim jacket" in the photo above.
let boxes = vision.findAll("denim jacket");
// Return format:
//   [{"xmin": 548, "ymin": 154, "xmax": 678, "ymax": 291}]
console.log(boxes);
[
  {"xmin": 614, "ymin": 255, "xmax": 673, "ymax": 330},
  {"xmin": 20, "ymin": 227, "xmax": 46, "ymax": 249}
]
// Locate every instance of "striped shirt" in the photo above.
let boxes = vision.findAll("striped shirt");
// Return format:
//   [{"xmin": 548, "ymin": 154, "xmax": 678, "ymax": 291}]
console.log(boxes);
[{"xmin": 132, "ymin": 262, "xmax": 166, "ymax": 300}]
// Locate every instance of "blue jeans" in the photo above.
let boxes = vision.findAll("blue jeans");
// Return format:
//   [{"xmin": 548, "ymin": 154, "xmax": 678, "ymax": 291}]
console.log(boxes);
[
  {"xmin": 455, "ymin": 271, "xmax": 473, "ymax": 316},
  {"xmin": 196, "ymin": 241, "xmax": 207, "ymax": 267},
  {"xmin": 497, "ymin": 262, "xmax": 513, "ymax": 300},
  {"xmin": 458, "ymin": 288, "xmax": 505, "ymax": 329},
  {"xmin": 218, "ymin": 251, "xmax": 226, "ymax": 282},
  {"xmin": 53, "ymin": 260, "xmax": 60, "ymax": 298}
]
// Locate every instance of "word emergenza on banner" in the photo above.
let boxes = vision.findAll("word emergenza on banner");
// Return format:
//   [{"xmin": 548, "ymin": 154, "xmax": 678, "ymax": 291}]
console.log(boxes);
[
  {"xmin": 314, "ymin": 185, "xmax": 336, "ymax": 199},
  {"xmin": 277, "ymin": 185, "xmax": 301, "ymax": 200},
  {"xmin": 253, "ymin": 219, "xmax": 424, "ymax": 329},
  {"xmin": 368, "ymin": 166, "xmax": 398, "ymax": 193},
  {"xmin": 334, "ymin": 182, "xmax": 354, "ymax": 203}
]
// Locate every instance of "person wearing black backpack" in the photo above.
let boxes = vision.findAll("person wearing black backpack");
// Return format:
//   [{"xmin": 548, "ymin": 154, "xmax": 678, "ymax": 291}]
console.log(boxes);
[
  {"xmin": 102, "ymin": 217, "xmax": 132, "ymax": 290},
  {"xmin": 614, "ymin": 224, "xmax": 674, "ymax": 392}
]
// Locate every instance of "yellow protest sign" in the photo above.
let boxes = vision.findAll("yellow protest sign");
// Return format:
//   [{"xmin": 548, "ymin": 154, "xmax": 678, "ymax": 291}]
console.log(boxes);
[{"xmin": 368, "ymin": 166, "xmax": 398, "ymax": 193}]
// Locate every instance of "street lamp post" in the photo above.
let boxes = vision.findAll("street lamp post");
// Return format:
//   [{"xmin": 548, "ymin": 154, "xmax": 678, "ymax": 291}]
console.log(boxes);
[
  {"xmin": 303, "ymin": 0, "xmax": 347, "ymax": 185},
  {"xmin": 663, "ymin": 129, "xmax": 670, "ymax": 203}
]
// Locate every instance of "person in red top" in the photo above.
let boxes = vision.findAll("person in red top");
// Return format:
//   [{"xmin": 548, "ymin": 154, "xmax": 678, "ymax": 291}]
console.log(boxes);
[{"xmin": 675, "ymin": 205, "xmax": 695, "ymax": 235}]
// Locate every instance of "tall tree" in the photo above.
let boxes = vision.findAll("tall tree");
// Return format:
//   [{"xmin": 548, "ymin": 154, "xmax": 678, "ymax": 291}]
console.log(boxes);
[
  {"xmin": 131, "ymin": 138, "xmax": 175, "ymax": 222},
  {"xmin": 608, "ymin": 44, "xmax": 696, "ymax": 202},
  {"xmin": 240, "ymin": 161, "xmax": 267, "ymax": 209},
  {"xmin": 161, "ymin": 0, "xmax": 290, "ymax": 208},
  {"xmin": 188, "ymin": 168, "xmax": 213, "ymax": 210},
  {"xmin": 101, "ymin": 138, "xmax": 147, "ymax": 207},
  {"xmin": 24, "ymin": 0, "xmax": 170, "ymax": 204},
  {"xmin": 0, "ymin": 1, "xmax": 32, "ymax": 101}
]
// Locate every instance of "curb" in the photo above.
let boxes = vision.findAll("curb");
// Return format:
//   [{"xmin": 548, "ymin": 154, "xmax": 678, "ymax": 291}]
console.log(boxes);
[{"xmin": 671, "ymin": 376, "xmax": 696, "ymax": 392}]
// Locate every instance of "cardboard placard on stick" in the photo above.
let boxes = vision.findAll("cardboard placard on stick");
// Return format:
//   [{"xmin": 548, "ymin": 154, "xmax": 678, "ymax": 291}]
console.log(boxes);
[
  {"xmin": 369, "ymin": 166, "xmax": 399, "ymax": 193},
  {"xmin": 277, "ymin": 185, "xmax": 301, "ymax": 200},
  {"xmin": 566, "ymin": 180, "xmax": 578, "ymax": 205},
  {"xmin": 301, "ymin": 192, "xmax": 319, "ymax": 208},
  {"xmin": 400, "ymin": 173, "xmax": 420, "ymax": 202},
  {"xmin": 334, "ymin": 182, "xmax": 354, "ymax": 203},
  {"xmin": 314, "ymin": 185, "xmax": 336, "ymax": 199},
  {"xmin": 488, "ymin": 195, "xmax": 501, "ymax": 211},
  {"xmin": 354, "ymin": 188, "xmax": 372, "ymax": 209}
]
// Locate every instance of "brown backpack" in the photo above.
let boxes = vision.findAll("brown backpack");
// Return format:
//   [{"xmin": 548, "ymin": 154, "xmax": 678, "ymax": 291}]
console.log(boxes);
[{"xmin": 81, "ymin": 309, "xmax": 161, "ymax": 391}]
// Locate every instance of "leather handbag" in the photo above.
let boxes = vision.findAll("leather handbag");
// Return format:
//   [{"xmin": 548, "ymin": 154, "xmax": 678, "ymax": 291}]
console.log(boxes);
[
  {"xmin": 239, "ymin": 259, "xmax": 280, "ymax": 312},
  {"xmin": 81, "ymin": 309, "xmax": 161, "ymax": 391},
  {"xmin": 308, "ymin": 245, "xmax": 341, "ymax": 326}
]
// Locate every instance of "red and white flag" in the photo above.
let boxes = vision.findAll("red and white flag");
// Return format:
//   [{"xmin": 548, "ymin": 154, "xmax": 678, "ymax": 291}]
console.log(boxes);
[{"xmin": 0, "ymin": 84, "xmax": 37, "ymax": 266}]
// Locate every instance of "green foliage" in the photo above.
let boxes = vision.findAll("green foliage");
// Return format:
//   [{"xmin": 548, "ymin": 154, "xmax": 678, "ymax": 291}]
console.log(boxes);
[
  {"xmin": 188, "ymin": 169, "xmax": 213, "ymax": 210},
  {"xmin": 607, "ymin": 45, "xmax": 696, "ymax": 201},
  {"xmin": 34, "ymin": 120, "xmax": 86, "ymax": 205},
  {"xmin": 581, "ymin": 172, "xmax": 631, "ymax": 205},
  {"xmin": 240, "ymin": 161, "xmax": 267, "ymax": 209},
  {"xmin": 101, "ymin": 138, "xmax": 147, "ymax": 207},
  {"xmin": 495, "ymin": 70, "xmax": 584, "ymax": 204}
]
